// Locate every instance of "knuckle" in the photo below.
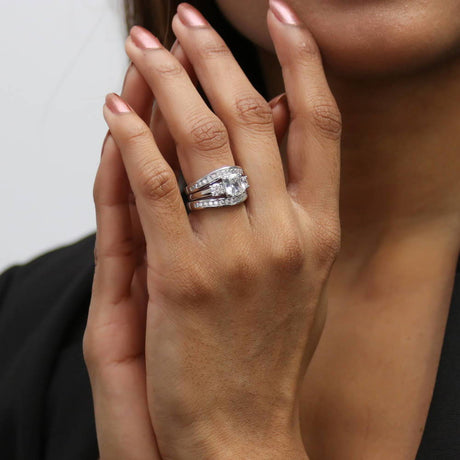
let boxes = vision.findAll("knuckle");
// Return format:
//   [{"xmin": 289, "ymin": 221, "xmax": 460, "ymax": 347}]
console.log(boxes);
[
  {"xmin": 148, "ymin": 58, "xmax": 184, "ymax": 79},
  {"xmin": 312, "ymin": 218, "xmax": 341, "ymax": 268},
  {"xmin": 186, "ymin": 115, "xmax": 229, "ymax": 152},
  {"xmin": 293, "ymin": 38, "xmax": 321, "ymax": 64},
  {"xmin": 150, "ymin": 257, "xmax": 217, "ymax": 307},
  {"xmin": 124, "ymin": 123, "xmax": 152, "ymax": 144},
  {"xmin": 138, "ymin": 160, "xmax": 178, "ymax": 202},
  {"xmin": 103, "ymin": 236, "xmax": 144, "ymax": 261},
  {"xmin": 223, "ymin": 250, "xmax": 259, "ymax": 287},
  {"xmin": 269, "ymin": 230, "xmax": 306, "ymax": 275},
  {"xmin": 180, "ymin": 268, "xmax": 216, "ymax": 305},
  {"xmin": 311, "ymin": 101, "xmax": 342, "ymax": 141},
  {"xmin": 233, "ymin": 95, "xmax": 274, "ymax": 131},
  {"xmin": 197, "ymin": 41, "xmax": 232, "ymax": 60}
]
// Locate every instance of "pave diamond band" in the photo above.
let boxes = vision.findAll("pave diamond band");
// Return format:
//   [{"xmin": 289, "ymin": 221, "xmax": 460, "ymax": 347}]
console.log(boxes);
[{"xmin": 185, "ymin": 166, "xmax": 250, "ymax": 212}]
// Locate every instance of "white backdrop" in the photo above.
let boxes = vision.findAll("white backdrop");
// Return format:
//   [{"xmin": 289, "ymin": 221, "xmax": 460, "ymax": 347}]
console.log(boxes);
[{"xmin": 0, "ymin": 0, "xmax": 128, "ymax": 273}]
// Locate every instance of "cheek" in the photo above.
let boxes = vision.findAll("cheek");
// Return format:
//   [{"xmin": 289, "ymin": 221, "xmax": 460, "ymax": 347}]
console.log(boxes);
[
  {"xmin": 302, "ymin": 3, "xmax": 460, "ymax": 78},
  {"xmin": 216, "ymin": 0, "xmax": 460, "ymax": 78},
  {"xmin": 215, "ymin": 0, "xmax": 269, "ymax": 47}
]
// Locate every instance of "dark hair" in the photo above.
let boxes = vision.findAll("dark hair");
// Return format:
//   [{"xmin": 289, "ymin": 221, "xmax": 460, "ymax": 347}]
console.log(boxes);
[
  {"xmin": 122, "ymin": 0, "xmax": 268, "ymax": 98},
  {"xmin": 124, "ymin": 1, "xmax": 212, "ymax": 48}
]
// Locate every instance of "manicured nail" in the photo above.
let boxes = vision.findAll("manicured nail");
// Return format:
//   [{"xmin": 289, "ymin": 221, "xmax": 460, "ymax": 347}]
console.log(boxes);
[
  {"xmin": 130, "ymin": 25, "xmax": 162, "ymax": 49},
  {"xmin": 105, "ymin": 93, "xmax": 131, "ymax": 114},
  {"xmin": 269, "ymin": 93, "xmax": 286, "ymax": 109},
  {"xmin": 269, "ymin": 0, "xmax": 301, "ymax": 25},
  {"xmin": 177, "ymin": 3, "xmax": 209, "ymax": 27}
]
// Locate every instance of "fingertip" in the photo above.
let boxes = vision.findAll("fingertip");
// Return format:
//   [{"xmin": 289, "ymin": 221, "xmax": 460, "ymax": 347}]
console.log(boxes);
[
  {"xmin": 105, "ymin": 92, "xmax": 132, "ymax": 114},
  {"xmin": 268, "ymin": 92, "xmax": 285, "ymax": 109},
  {"xmin": 268, "ymin": 0, "xmax": 302, "ymax": 26},
  {"xmin": 265, "ymin": 9, "xmax": 288, "ymax": 51},
  {"xmin": 171, "ymin": 12, "xmax": 183, "ymax": 33}
]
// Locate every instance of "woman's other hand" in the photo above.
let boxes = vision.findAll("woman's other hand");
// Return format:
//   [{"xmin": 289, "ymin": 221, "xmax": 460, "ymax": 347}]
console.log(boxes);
[
  {"xmin": 82, "ymin": 40, "xmax": 201, "ymax": 460},
  {"xmin": 82, "ymin": 57, "xmax": 159, "ymax": 459}
]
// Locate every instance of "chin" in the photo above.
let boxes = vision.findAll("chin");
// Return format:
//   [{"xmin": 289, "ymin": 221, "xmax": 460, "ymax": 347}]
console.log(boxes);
[
  {"xmin": 297, "ymin": 25, "xmax": 460, "ymax": 80},
  {"xmin": 218, "ymin": 0, "xmax": 460, "ymax": 80},
  {"xmin": 273, "ymin": 3, "xmax": 460, "ymax": 79}
]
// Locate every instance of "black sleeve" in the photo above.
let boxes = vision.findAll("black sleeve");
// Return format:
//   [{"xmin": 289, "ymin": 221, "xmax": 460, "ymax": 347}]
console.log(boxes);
[
  {"xmin": 417, "ymin": 259, "xmax": 460, "ymax": 459},
  {"xmin": 0, "ymin": 232, "xmax": 99, "ymax": 460}
]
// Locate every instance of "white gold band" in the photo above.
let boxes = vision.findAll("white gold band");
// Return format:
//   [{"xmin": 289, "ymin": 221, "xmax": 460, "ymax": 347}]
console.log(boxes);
[{"xmin": 184, "ymin": 165, "xmax": 250, "ymax": 212}]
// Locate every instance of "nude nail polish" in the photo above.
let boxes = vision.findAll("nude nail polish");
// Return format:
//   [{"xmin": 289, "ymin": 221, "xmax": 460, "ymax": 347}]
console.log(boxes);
[
  {"xmin": 105, "ymin": 93, "xmax": 131, "ymax": 114},
  {"xmin": 177, "ymin": 3, "xmax": 209, "ymax": 27},
  {"xmin": 269, "ymin": 0, "xmax": 301, "ymax": 25},
  {"xmin": 130, "ymin": 25, "xmax": 162, "ymax": 49}
]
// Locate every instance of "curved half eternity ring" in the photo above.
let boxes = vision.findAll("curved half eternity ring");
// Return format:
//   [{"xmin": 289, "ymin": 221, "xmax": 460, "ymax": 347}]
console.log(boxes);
[{"xmin": 185, "ymin": 166, "xmax": 250, "ymax": 212}]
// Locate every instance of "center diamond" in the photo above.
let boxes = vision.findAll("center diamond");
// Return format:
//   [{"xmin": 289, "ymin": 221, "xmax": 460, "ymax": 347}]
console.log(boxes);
[{"xmin": 222, "ymin": 173, "xmax": 248, "ymax": 197}]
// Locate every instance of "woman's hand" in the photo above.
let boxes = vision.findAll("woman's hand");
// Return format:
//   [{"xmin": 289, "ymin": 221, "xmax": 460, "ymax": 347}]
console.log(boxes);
[
  {"xmin": 85, "ymin": 0, "xmax": 342, "ymax": 458},
  {"xmin": 83, "ymin": 17, "xmax": 292, "ymax": 460}
]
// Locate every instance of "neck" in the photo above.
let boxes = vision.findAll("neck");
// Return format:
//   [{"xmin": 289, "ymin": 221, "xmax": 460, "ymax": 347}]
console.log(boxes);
[{"xmin": 258, "ymin": 48, "xmax": 460, "ymax": 258}]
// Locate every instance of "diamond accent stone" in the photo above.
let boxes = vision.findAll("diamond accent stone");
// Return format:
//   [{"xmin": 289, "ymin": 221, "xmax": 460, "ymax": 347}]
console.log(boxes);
[{"xmin": 209, "ymin": 183, "xmax": 225, "ymax": 197}]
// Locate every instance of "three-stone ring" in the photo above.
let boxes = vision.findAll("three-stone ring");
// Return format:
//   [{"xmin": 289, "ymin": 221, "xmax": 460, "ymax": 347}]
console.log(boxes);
[{"xmin": 184, "ymin": 166, "xmax": 250, "ymax": 212}]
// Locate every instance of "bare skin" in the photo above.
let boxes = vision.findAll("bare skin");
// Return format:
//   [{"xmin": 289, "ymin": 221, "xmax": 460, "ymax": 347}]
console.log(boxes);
[{"xmin": 216, "ymin": 0, "xmax": 460, "ymax": 458}]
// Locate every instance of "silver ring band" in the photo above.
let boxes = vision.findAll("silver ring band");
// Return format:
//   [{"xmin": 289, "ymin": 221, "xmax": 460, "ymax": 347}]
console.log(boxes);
[{"xmin": 184, "ymin": 165, "xmax": 250, "ymax": 212}]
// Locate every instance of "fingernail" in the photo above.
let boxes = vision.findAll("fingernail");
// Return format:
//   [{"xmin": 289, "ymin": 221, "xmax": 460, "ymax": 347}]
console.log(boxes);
[
  {"xmin": 269, "ymin": 0, "xmax": 301, "ymax": 25},
  {"xmin": 130, "ymin": 25, "xmax": 162, "ymax": 49},
  {"xmin": 105, "ymin": 93, "xmax": 131, "ymax": 114},
  {"xmin": 269, "ymin": 93, "xmax": 286, "ymax": 109},
  {"xmin": 177, "ymin": 3, "xmax": 209, "ymax": 27}
]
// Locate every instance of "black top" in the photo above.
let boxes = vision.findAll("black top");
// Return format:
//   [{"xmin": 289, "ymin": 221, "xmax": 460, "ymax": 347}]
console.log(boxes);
[{"xmin": 0, "ymin": 232, "xmax": 459, "ymax": 459}]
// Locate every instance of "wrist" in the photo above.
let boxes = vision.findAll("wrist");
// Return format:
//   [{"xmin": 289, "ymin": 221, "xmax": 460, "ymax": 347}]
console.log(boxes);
[
  {"xmin": 157, "ymin": 412, "xmax": 308, "ymax": 460},
  {"xmin": 207, "ymin": 437, "xmax": 309, "ymax": 460},
  {"xmin": 165, "ymin": 434, "xmax": 309, "ymax": 460}
]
